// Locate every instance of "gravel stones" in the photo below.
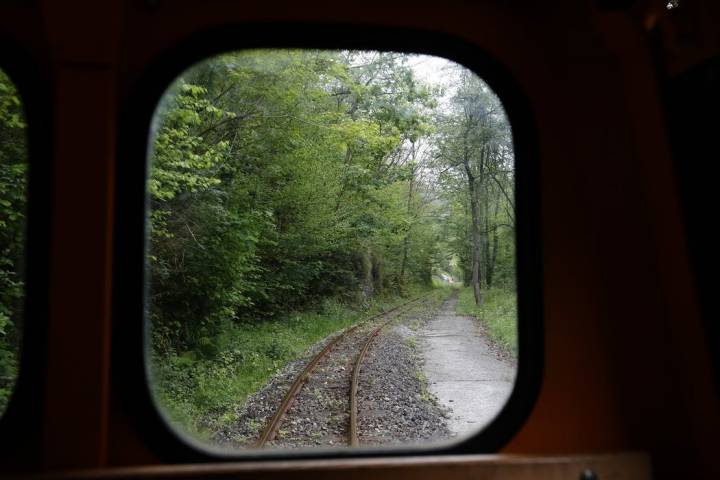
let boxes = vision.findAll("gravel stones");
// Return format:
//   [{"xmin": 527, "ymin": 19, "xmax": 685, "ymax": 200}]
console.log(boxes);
[
  {"xmin": 266, "ymin": 324, "xmax": 370, "ymax": 448},
  {"xmin": 357, "ymin": 316, "xmax": 452, "ymax": 446},
  {"xmin": 210, "ymin": 294, "xmax": 451, "ymax": 450},
  {"xmin": 211, "ymin": 335, "xmax": 338, "ymax": 448}
]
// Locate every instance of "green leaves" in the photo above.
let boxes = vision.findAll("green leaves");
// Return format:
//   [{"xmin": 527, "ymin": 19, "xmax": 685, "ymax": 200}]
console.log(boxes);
[
  {"xmin": 144, "ymin": 51, "xmax": 519, "ymax": 442},
  {"xmin": 147, "ymin": 50, "xmax": 451, "ymax": 354},
  {"xmin": 149, "ymin": 83, "xmax": 232, "ymax": 203},
  {"xmin": 0, "ymin": 69, "xmax": 26, "ymax": 415}
]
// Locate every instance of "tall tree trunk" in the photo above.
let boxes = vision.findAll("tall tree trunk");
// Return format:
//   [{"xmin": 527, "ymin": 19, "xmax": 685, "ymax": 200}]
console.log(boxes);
[
  {"xmin": 464, "ymin": 159, "xmax": 483, "ymax": 306},
  {"xmin": 486, "ymin": 198, "xmax": 501, "ymax": 287},
  {"xmin": 481, "ymin": 188, "xmax": 490, "ymax": 289},
  {"xmin": 488, "ymin": 227, "xmax": 499, "ymax": 287}
]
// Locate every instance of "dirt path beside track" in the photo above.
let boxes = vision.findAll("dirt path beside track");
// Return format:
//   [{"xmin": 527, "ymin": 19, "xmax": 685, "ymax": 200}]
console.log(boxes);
[{"xmin": 420, "ymin": 294, "xmax": 516, "ymax": 438}]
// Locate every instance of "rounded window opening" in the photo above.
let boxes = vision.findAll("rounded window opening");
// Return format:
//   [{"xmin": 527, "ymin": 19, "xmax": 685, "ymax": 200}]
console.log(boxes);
[
  {"xmin": 0, "ymin": 67, "xmax": 27, "ymax": 418},
  {"xmin": 146, "ymin": 50, "xmax": 518, "ymax": 451}
]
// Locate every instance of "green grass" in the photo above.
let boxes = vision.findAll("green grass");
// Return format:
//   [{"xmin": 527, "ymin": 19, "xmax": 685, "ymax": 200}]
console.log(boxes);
[
  {"xmin": 149, "ymin": 285, "xmax": 445, "ymax": 440},
  {"xmin": 456, "ymin": 286, "xmax": 517, "ymax": 357}
]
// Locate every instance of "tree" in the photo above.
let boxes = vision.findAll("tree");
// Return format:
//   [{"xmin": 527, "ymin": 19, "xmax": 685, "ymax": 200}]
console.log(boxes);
[
  {"xmin": 433, "ymin": 69, "xmax": 514, "ymax": 304},
  {"xmin": 147, "ymin": 50, "xmax": 441, "ymax": 352}
]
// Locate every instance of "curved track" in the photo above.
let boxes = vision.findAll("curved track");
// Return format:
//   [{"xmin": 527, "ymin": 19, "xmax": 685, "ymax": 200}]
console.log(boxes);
[{"xmin": 255, "ymin": 292, "xmax": 435, "ymax": 448}]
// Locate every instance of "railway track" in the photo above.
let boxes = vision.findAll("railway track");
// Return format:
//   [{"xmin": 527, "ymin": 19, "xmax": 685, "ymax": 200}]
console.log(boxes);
[{"xmin": 254, "ymin": 291, "xmax": 436, "ymax": 448}]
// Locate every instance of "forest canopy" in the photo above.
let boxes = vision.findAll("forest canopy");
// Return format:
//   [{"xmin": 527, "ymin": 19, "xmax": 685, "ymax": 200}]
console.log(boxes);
[
  {"xmin": 147, "ymin": 50, "xmax": 515, "ymax": 354},
  {"xmin": 145, "ymin": 50, "xmax": 517, "ymax": 438}
]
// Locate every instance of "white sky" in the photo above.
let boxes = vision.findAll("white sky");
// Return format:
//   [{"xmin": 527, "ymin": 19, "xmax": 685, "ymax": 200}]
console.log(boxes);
[
  {"xmin": 407, "ymin": 54, "xmax": 459, "ymax": 108},
  {"xmin": 407, "ymin": 54, "xmax": 458, "ymax": 88}
]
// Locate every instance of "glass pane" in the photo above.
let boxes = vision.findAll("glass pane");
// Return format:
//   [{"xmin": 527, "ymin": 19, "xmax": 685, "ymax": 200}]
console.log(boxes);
[
  {"xmin": 146, "ymin": 50, "xmax": 518, "ymax": 451},
  {"xmin": 0, "ymin": 67, "xmax": 27, "ymax": 416}
]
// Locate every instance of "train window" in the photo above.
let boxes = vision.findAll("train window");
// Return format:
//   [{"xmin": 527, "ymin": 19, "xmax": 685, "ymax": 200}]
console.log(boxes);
[
  {"xmin": 0, "ymin": 67, "xmax": 27, "ymax": 418},
  {"xmin": 145, "ymin": 49, "xmax": 520, "ymax": 452}
]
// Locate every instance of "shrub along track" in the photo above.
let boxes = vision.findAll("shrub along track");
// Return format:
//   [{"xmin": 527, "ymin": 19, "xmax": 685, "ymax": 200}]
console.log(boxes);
[{"xmin": 253, "ymin": 292, "xmax": 437, "ymax": 448}]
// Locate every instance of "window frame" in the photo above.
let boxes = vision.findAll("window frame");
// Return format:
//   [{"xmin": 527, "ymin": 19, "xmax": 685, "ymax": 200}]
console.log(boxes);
[
  {"xmin": 0, "ymin": 36, "xmax": 52, "ymax": 464},
  {"xmin": 113, "ymin": 23, "xmax": 543, "ymax": 462}
]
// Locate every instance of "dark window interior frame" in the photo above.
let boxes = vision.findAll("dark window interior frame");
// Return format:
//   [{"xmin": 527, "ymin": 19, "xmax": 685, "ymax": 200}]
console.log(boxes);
[
  {"xmin": 112, "ymin": 23, "xmax": 544, "ymax": 463},
  {"xmin": 664, "ymin": 54, "xmax": 720, "ymax": 391},
  {"xmin": 0, "ymin": 35, "xmax": 52, "ymax": 464}
]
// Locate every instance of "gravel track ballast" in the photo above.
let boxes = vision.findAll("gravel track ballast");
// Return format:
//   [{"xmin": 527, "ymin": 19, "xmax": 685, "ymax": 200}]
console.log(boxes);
[{"xmin": 212, "ymin": 294, "xmax": 451, "ymax": 450}]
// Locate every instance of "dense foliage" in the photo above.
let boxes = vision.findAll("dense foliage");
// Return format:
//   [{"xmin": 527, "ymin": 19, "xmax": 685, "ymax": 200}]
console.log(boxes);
[
  {"xmin": 147, "ymin": 51, "xmax": 442, "ymax": 355},
  {"xmin": 0, "ymin": 69, "xmax": 26, "ymax": 412},
  {"xmin": 0, "ymin": 52, "xmax": 517, "ymax": 430},
  {"xmin": 147, "ymin": 51, "xmax": 517, "ymax": 439}
]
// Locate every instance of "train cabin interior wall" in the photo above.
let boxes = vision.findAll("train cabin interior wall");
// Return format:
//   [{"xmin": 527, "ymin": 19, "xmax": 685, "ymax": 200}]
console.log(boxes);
[{"xmin": 0, "ymin": 0, "xmax": 718, "ymax": 478}]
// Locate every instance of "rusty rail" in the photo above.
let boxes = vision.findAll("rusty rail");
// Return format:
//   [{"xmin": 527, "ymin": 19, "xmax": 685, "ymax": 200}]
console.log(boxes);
[
  {"xmin": 255, "ymin": 291, "xmax": 435, "ymax": 448},
  {"xmin": 349, "ymin": 322, "xmax": 384, "ymax": 446},
  {"xmin": 253, "ymin": 323, "xmax": 360, "ymax": 447},
  {"xmin": 349, "ymin": 290, "xmax": 439, "ymax": 446}
]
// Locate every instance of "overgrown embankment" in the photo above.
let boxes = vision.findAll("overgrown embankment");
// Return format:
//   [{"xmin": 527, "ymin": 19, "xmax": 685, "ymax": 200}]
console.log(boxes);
[
  {"xmin": 456, "ymin": 286, "xmax": 517, "ymax": 357},
  {"xmin": 150, "ymin": 285, "xmax": 435, "ymax": 440}
]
